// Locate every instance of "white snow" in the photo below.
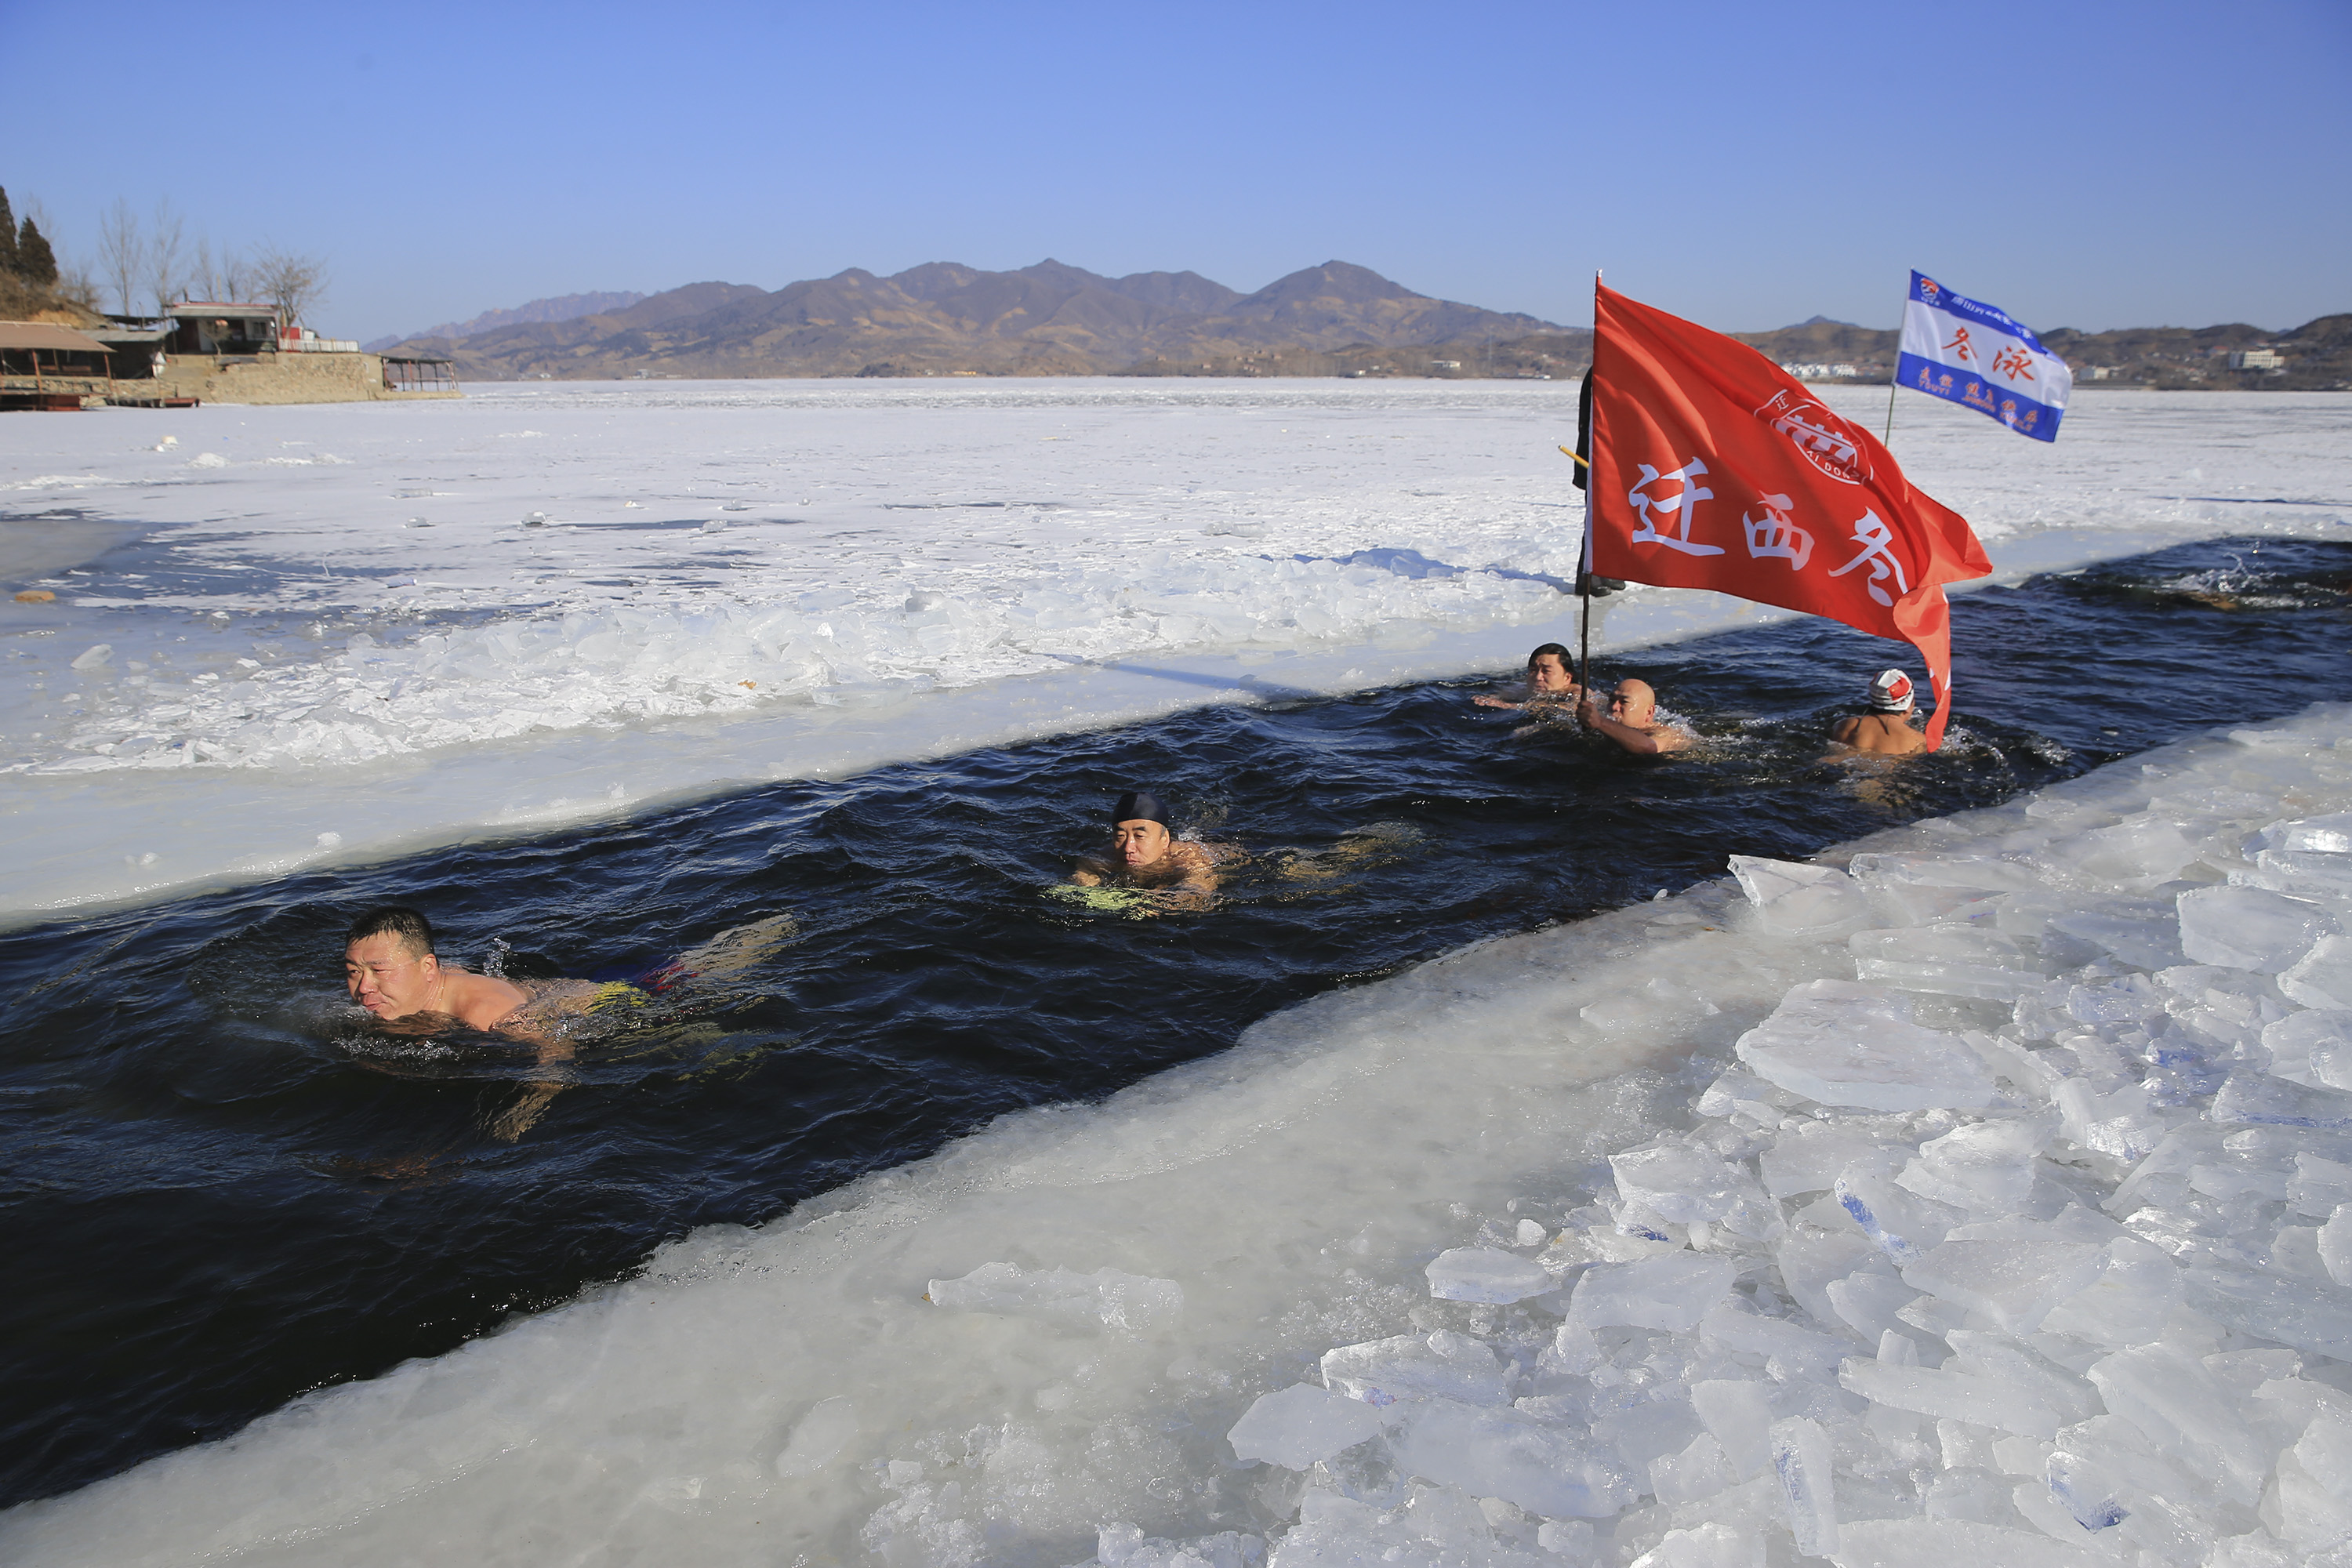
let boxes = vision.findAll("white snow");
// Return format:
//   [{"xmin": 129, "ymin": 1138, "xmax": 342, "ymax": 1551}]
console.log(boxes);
[
  {"xmin": 2, "ymin": 381, "xmax": 2344, "ymax": 922},
  {"xmin": 10, "ymin": 688, "xmax": 2352, "ymax": 1564}
]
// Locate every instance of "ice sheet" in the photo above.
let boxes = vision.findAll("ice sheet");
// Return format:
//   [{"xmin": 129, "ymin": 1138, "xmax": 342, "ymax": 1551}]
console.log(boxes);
[
  {"xmin": 2, "ymin": 382, "xmax": 2343, "ymax": 923},
  {"xmin": 9, "ymin": 699, "xmax": 2352, "ymax": 1566}
]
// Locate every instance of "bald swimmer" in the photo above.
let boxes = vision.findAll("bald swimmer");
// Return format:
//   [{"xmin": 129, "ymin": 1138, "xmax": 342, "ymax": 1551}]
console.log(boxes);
[{"xmin": 1577, "ymin": 677, "xmax": 1693, "ymax": 756}]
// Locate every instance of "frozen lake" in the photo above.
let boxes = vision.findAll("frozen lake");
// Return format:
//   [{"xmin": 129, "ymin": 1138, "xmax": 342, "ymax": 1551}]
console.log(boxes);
[
  {"xmin": 3, "ymin": 382, "xmax": 2346, "ymax": 922},
  {"xmin": 1, "ymin": 382, "xmax": 2349, "ymax": 1567}
]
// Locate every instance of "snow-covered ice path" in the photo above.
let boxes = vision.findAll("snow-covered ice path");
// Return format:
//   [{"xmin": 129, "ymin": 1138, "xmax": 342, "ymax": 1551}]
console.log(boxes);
[
  {"xmin": 7, "ymin": 699, "xmax": 2352, "ymax": 1568},
  {"xmin": 2, "ymin": 382, "xmax": 2344, "ymax": 923}
]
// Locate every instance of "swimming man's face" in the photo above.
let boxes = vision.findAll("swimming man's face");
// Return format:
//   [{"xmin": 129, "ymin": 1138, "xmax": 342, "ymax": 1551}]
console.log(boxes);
[
  {"xmin": 1528, "ymin": 654, "xmax": 1575, "ymax": 695},
  {"xmin": 345, "ymin": 933, "xmax": 438, "ymax": 1019},
  {"xmin": 1112, "ymin": 818, "xmax": 1172, "ymax": 870}
]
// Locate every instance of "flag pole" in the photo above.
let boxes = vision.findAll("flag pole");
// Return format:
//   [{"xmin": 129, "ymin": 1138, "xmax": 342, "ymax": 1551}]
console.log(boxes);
[{"xmin": 1881, "ymin": 287, "xmax": 1904, "ymax": 445}]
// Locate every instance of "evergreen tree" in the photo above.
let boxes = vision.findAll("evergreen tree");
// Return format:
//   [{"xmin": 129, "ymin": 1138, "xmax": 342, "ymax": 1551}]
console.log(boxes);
[
  {"xmin": 0, "ymin": 187, "xmax": 17, "ymax": 275},
  {"xmin": 17, "ymin": 219, "xmax": 56, "ymax": 286}
]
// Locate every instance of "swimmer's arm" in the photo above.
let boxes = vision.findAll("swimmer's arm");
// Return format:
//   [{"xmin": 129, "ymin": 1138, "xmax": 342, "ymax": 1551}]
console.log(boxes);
[
  {"xmin": 1828, "ymin": 716, "xmax": 1862, "ymax": 747},
  {"xmin": 1472, "ymin": 694, "xmax": 1523, "ymax": 710},
  {"xmin": 1069, "ymin": 857, "xmax": 1112, "ymax": 887},
  {"xmin": 1646, "ymin": 724, "xmax": 1693, "ymax": 754},
  {"xmin": 1578, "ymin": 699, "xmax": 1675, "ymax": 755}
]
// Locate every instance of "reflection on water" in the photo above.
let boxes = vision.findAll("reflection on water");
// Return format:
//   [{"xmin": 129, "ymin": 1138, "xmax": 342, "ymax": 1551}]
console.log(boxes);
[{"xmin": 0, "ymin": 536, "xmax": 2344, "ymax": 1504}]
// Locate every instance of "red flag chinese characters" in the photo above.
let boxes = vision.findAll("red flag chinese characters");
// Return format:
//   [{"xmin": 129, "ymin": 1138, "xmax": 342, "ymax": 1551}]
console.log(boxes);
[{"xmin": 1586, "ymin": 284, "xmax": 1991, "ymax": 750}]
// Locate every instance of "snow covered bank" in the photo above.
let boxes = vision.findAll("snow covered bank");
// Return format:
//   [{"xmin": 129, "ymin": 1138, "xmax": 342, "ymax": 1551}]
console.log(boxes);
[
  {"xmin": 3, "ymin": 383, "xmax": 2344, "ymax": 922},
  {"xmin": 7, "ymin": 700, "xmax": 2350, "ymax": 1566}
]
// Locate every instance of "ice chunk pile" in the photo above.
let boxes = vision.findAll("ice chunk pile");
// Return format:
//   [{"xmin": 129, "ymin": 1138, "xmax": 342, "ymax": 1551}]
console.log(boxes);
[{"xmin": 1203, "ymin": 705, "xmax": 2352, "ymax": 1566}]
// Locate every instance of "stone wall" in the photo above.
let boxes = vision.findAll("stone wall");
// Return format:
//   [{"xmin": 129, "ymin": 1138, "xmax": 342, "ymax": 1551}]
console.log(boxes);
[{"xmin": 3, "ymin": 353, "xmax": 460, "ymax": 406}]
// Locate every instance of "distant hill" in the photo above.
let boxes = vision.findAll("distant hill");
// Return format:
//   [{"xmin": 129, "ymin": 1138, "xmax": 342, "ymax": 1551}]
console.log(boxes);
[
  {"xmin": 361, "ymin": 290, "xmax": 646, "ymax": 354},
  {"xmin": 374, "ymin": 270, "xmax": 2349, "ymax": 387},
  {"xmin": 376, "ymin": 261, "xmax": 1569, "ymax": 379}
]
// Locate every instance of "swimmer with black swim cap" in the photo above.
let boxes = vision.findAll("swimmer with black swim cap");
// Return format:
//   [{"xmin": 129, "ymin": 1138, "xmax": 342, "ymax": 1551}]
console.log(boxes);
[{"xmin": 1069, "ymin": 789, "xmax": 1221, "ymax": 906}]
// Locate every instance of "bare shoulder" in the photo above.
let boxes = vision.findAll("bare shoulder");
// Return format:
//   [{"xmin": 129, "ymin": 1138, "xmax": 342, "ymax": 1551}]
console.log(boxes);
[
  {"xmin": 1829, "ymin": 715, "xmax": 1862, "ymax": 745},
  {"xmin": 1648, "ymin": 724, "xmax": 1694, "ymax": 753}
]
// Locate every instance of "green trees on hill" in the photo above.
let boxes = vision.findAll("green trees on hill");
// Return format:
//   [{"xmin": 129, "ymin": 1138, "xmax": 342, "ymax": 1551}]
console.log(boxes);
[{"xmin": 2, "ymin": 183, "xmax": 65, "ymax": 296}]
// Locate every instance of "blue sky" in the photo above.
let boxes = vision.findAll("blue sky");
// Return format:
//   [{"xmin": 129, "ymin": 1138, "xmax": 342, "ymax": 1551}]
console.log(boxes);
[{"xmin": 5, "ymin": 0, "xmax": 2346, "ymax": 343}]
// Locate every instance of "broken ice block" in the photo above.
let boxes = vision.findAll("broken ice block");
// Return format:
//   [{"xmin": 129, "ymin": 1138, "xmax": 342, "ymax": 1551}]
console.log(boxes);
[
  {"xmin": 1225, "ymin": 1383, "xmax": 1385, "ymax": 1469},
  {"xmin": 1649, "ymin": 1432, "xmax": 1736, "ymax": 1505},
  {"xmin": 2182, "ymin": 1266, "xmax": 2352, "ymax": 1360},
  {"xmin": 1735, "ymin": 979, "xmax": 1997, "ymax": 1111},
  {"xmin": 1896, "ymin": 1116, "xmax": 2053, "ymax": 1213},
  {"xmin": 1570, "ymin": 1252, "xmax": 1735, "ymax": 1333},
  {"xmin": 1849, "ymin": 924, "xmax": 2045, "ymax": 1003},
  {"xmin": 1825, "ymin": 1272, "xmax": 1921, "ymax": 1341},
  {"xmin": 2321, "ymin": 1206, "xmax": 2352, "ymax": 1287},
  {"xmin": 2084, "ymin": 1343, "xmax": 2270, "ymax": 1505},
  {"xmin": 2176, "ymin": 885, "xmax": 2336, "ymax": 974},
  {"xmin": 1836, "ymin": 1167, "xmax": 1958, "ymax": 1264},
  {"xmin": 1639, "ymin": 1521, "xmax": 1762, "ymax": 1568},
  {"xmin": 1839, "ymin": 1357, "xmax": 2060, "ymax": 1438},
  {"xmin": 1900, "ymin": 1231, "xmax": 2110, "ymax": 1334},
  {"xmin": 1697, "ymin": 1301, "xmax": 1849, "ymax": 1380},
  {"xmin": 1386, "ymin": 1398, "xmax": 1638, "ymax": 1520},
  {"xmin": 2260, "ymin": 1009, "xmax": 2352, "ymax": 1088},
  {"xmin": 1766, "ymin": 1416, "xmax": 1837, "ymax": 1556},
  {"xmin": 1610, "ymin": 1142, "xmax": 1778, "ymax": 1238},
  {"xmin": 2047, "ymin": 816, "xmax": 2199, "ymax": 887},
  {"xmin": 1835, "ymin": 1515, "xmax": 2107, "ymax": 1568},
  {"xmin": 1320, "ymin": 1331, "xmax": 1513, "ymax": 1407},
  {"xmin": 1759, "ymin": 1123, "xmax": 1906, "ymax": 1199},
  {"xmin": 1425, "ymin": 1247, "xmax": 1552, "ymax": 1305},
  {"xmin": 2283, "ymin": 936, "xmax": 2352, "ymax": 1009},
  {"xmin": 2263, "ymin": 811, "xmax": 2352, "ymax": 856},
  {"xmin": 2210, "ymin": 1070, "xmax": 2352, "ymax": 1130},
  {"xmin": 1726, "ymin": 855, "xmax": 1871, "ymax": 935},
  {"xmin": 924, "ymin": 1261, "xmax": 1182, "ymax": 1331},
  {"xmin": 1690, "ymin": 1379, "xmax": 1773, "ymax": 1479}
]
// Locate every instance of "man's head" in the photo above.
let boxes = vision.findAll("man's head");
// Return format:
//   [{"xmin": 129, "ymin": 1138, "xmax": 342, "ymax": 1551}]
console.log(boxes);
[
  {"xmin": 1111, "ymin": 789, "xmax": 1174, "ymax": 871},
  {"xmin": 1526, "ymin": 643, "xmax": 1577, "ymax": 695},
  {"xmin": 1868, "ymin": 669, "xmax": 1916, "ymax": 713},
  {"xmin": 1606, "ymin": 678, "xmax": 1658, "ymax": 727},
  {"xmin": 343, "ymin": 906, "xmax": 441, "ymax": 1018}
]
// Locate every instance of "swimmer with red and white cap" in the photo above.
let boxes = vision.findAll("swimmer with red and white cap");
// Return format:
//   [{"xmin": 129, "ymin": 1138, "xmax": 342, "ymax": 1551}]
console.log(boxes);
[{"xmin": 1829, "ymin": 669, "xmax": 1928, "ymax": 757}]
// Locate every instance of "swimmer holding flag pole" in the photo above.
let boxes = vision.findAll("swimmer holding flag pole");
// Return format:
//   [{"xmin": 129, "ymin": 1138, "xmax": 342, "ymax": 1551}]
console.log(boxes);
[{"xmin": 1574, "ymin": 279, "xmax": 1991, "ymax": 750}]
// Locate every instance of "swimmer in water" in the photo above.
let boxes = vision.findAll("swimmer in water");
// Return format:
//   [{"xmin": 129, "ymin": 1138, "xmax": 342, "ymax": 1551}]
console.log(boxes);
[
  {"xmin": 1577, "ymin": 677, "xmax": 1693, "ymax": 756},
  {"xmin": 344, "ymin": 906, "xmax": 611, "ymax": 1141},
  {"xmin": 1472, "ymin": 643, "xmax": 1582, "ymax": 715},
  {"xmin": 1069, "ymin": 789, "xmax": 1221, "ymax": 909},
  {"xmin": 1828, "ymin": 668, "xmax": 1928, "ymax": 757}
]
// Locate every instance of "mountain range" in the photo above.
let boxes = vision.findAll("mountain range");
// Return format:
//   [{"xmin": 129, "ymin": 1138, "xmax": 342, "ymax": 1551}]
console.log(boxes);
[
  {"xmin": 372, "ymin": 263, "xmax": 2351, "ymax": 390},
  {"xmin": 360, "ymin": 290, "xmax": 645, "ymax": 354},
  {"xmin": 375, "ymin": 261, "xmax": 1568, "ymax": 380}
]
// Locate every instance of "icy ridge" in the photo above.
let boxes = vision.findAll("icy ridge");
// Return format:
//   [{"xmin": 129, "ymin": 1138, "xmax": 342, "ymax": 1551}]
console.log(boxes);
[
  {"xmin": 18, "ymin": 552, "xmax": 1564, "ymax": 774},
  {"xmin": 5, "ymin": 705, "xmax": 2352, "ymax": 1568},
  {"xmin": 1208, "ymin": 707, "xmax": 2352, "ymax": 1568}
]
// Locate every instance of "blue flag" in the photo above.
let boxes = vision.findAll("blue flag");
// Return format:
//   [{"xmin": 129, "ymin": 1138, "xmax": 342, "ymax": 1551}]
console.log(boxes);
[{"xmin": 1897, "ymin": 271, "xmax": 2073, "ymax": 442}]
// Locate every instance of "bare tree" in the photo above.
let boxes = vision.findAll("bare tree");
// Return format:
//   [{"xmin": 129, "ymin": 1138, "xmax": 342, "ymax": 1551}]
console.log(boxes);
[
  {"xmin": 252, "ymin": 245, "xmax": 328, "ymax": 332},
  {"xmin": 221, "ymin": 248, "xmax": 252, "ymax": 303},
  {"xmin": 96, "ymin": 198, "xmax": 145, "ymax": 315},
  {"xmin": 147, "ymin": 198, "xmax": 185, "ymax": 314}
]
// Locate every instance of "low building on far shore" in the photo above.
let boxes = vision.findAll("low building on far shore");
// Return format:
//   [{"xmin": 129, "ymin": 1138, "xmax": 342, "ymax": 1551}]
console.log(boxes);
[{"xmin": 2, "ymin": 304, "xmax": 463, "ymax": 408}]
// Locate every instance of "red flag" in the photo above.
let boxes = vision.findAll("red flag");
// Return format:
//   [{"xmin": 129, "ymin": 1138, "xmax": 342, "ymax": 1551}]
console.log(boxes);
[{"xmin": 1586, "ymin": 282, "xmax": 1991, "ymax": 749}]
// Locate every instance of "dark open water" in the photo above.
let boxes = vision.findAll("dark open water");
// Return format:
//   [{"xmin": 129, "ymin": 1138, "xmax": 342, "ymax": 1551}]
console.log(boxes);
[{"xmin": 1, "ymin": 536, "xmax": 2345, "ymax": 1505}]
